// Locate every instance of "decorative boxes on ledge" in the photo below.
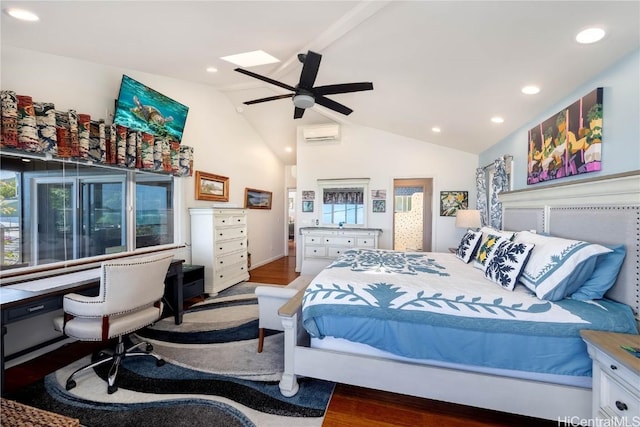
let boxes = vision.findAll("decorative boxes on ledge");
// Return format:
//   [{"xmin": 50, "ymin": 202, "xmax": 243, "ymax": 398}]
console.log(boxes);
[{"xmin": 0, "ymin": 90, "xmax": 193, "ymax": 177}]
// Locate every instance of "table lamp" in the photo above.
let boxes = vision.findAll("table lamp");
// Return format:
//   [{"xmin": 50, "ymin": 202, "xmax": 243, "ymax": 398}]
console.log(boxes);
[{"xmin": 455, "ymin": 209, "xmax": 481, "ymax": 231}]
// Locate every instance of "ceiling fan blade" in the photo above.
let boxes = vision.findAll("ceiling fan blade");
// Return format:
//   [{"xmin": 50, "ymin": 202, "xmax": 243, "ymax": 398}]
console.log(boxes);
[
  {"xmin": 294, "ymin": 107, "xmax": 305, "ymax": 119},
  {"xmin": 315, "ymin": 95, "xmax": 353, "ymax": 116},
  {"xmin": 235, "ymin": 68, "xmax": 296, "ymax": 92},
  {"xmin": 298, "ymin": 51, "xmax": 322, "ymax": 89},
  {"xmin": 243, "ymin": 94, "xmax": 293, "ymax": 105},
  {"xmin": 314, "ymin": 82, "xmax": 374, "ymax": 96}
]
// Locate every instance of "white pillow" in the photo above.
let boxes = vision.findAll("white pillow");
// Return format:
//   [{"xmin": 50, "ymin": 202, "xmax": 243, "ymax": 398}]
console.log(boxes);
[
  {"xmin": 514, "ymin": 231, "xmax": 612, "ymax": 301},
  {"xmin": 455, "ymin": 229, "xmax": 482, "ymax": 263},
  {"xmin": 480, "ymin": 226, "xmax": 515, "ymax": 241},
  {"xmin": 484, "ymin": 240, "xmax": 535, "ymax": 291}
]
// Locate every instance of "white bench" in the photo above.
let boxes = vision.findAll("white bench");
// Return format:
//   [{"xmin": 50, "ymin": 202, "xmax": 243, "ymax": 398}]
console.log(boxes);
[{"xmin": 254, "ymin": 275, "xmax": 313, "ymax": 353}]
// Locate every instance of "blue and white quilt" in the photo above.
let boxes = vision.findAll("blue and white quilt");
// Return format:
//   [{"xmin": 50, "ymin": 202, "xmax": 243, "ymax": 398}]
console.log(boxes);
[{"xmin": 302, "ymin": 249, "xmax": 638, "ymax": 378}]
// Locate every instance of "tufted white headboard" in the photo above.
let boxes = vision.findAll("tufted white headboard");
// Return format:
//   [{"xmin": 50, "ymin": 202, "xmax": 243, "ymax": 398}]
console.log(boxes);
[{"xmin": 500, "ymin": 172, "xmax": 640, "ymax": 317}]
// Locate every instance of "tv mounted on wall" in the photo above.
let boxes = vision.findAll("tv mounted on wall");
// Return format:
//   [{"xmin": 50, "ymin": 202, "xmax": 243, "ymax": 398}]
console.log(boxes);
[{"xmin": 113, "ymin": 75, "xmax": 189, "ymax": 143}]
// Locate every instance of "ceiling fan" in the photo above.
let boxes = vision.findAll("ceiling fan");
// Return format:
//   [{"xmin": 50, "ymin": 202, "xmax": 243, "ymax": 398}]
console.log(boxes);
[{"xmin": 235, "ymin": 50, "xmax": 373, "ymax": 119}]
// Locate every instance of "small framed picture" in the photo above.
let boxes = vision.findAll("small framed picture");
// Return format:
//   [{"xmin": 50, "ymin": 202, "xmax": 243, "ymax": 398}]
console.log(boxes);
[
  {"xmin": 373, "ymin": 199, "xmax": 386, "ymax": 213},
  {"xmin": 244, "ymin": 188, "xmax": 272, "ymax": 209},
  {"xmin": 440, "ymin": 191, "xmax": 468, "ymax": 216},
  {"xmin": 302, "ymin": 200, "xmax": 314, "ymax": 212},
  {"xmin": 195, "ymin": 171, "xmax": 229, "ymax": 202}
]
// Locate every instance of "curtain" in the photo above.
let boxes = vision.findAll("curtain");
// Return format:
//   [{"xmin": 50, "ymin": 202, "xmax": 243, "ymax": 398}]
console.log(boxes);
[
  {"xmin": 323, "ymin": 188, "xmax": 363, "ymax": 204},
  {"xmin": 489, "ymin": 157, "xmax": 510, "ymax": 229},
  {"xmin": 476, "ymin": 155, "xmax": 511, "ymax": 229},
  {"xmin": 475, "ymin": 168, "xmax": 488, "ymax": 227}
]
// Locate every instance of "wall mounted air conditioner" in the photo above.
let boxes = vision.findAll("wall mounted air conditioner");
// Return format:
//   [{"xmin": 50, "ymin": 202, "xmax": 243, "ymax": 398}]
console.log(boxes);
[{"xmin": 302, "ymin": 124, "xmax": 341, "ymax": 142}]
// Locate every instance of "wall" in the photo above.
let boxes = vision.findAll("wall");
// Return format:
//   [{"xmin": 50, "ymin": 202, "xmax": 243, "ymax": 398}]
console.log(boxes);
[
  {"xmin": 1, "ymin": 46, "xmax": 286, "ymax": 269},
  {"xmin": 480, "ymin": 49, "xmax": 640, "ymax": 190},
  {"xmin": 295, "ymin": 124, "xmax": 479, "ymax": 271}
]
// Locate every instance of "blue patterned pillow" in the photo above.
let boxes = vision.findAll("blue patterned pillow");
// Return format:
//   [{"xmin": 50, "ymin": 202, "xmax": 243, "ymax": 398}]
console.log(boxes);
[
  {"xmin": 484, "ymin": 240, "xmax": 535, "ymax": 291},
  {"xmin": 514, "ymin": 231, "xmax": 612, "ymax": 301},
  {"xmin": 455, "ymin": 230, "xmax": 482, "ymax": 263}
]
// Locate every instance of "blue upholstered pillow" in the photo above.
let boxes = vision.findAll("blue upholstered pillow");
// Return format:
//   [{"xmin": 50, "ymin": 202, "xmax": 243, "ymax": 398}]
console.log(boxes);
[
  {"xmin": 514, "ymin": 231, "xmax": 612, "ymax": 301},
  {"xmin": 484, "ymin": 240, "xmax": 535, "ymax": 291},
  {"xmin": 571, "ymin": 245, "xmax": 626, "ymax": 301},
  {"xmin": 455, "ymin": 230, "xmax": 482, "ymax": 263}
]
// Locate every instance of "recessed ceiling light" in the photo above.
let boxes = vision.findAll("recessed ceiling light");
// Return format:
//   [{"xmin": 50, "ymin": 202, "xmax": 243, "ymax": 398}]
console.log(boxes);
[
  {"xmin": 285, "ymin": 147, "xmax": 292, "ymax": 153},
  {"xmin": 220, "ymin": 50, "xmax": 280, "ymax": 68},
  {"xmin": 431, "ymin": 127, "xmax": 441, "ymax": 133},
  {"xmin": 491, "ymin": 116, "xmax": 505, "ymax": 124},
  {"xmin": 5, "ymin": 8, "xmax": 39, "ymax": 21},
  {"xmin": 576, "ymin": 27, "xmax": 606, "ymax": 44},
  {"xmin": 206, "ymin": 67, "xmax": 218, "ymax": 73},
  {"xmin": 521, "ymin": 85, "xmax": 540, "ymax": 95}
]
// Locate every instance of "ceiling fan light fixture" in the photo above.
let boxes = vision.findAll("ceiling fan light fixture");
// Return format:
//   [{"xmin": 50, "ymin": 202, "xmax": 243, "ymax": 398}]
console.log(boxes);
[{"xmin": 293, "ymin": 94, "xmax": 315, "ymax": 109}]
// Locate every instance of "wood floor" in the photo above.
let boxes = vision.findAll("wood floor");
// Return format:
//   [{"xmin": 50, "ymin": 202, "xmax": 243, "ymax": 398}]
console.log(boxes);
[{"xmin": 3, "ymin": 246, "xmax": 554, "ymax": 426}]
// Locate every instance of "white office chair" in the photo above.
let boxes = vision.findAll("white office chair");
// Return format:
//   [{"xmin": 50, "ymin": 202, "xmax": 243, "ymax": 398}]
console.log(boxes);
[
  {"xmin": 255, "ymin": 275, "xmax": 313, "ymax": 353},
  {"xmin": 53, "ymin": 252, "xmax": 174, "ymax": 394}
]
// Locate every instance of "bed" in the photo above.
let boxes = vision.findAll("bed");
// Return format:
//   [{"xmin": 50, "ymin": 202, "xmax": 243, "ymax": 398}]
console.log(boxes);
[{"xmin": 278, "ymin": 172, "xmax": 640, "ymax": 420}]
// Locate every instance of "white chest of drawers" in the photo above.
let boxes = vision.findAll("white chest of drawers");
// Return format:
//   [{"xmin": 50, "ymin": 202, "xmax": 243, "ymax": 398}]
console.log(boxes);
[
  {"xmin": 581, "ymin": 330, "xmax": 640, "ymax": 423},
  {"xmin": 300, "ymin": 227, "xmax": 382, "ymax": 275},
  {"xmin": 189, "ymin": 208, "xmax": 249, "ymax": 295}
]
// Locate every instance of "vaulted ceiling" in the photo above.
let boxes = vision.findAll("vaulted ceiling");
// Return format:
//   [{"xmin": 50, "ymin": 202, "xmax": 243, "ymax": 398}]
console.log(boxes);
[{"xmin": 2, "ymin": 1, "xmax": 639, "ymax": 165}]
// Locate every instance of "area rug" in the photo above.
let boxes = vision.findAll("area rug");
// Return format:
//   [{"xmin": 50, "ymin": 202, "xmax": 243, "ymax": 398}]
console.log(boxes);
[{"xmin": 6, "ymin": 282, "xmax": 334, "ymax": 427}]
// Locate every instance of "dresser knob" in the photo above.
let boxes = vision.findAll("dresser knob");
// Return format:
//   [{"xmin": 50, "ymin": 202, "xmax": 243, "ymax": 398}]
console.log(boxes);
[
  {"xmin": 615, "ymin": 401, "xmax": 628, "ymax": 411},
  {"xmin": 610, "ymin": 364, "xmax": 618, "ymax": 370}
]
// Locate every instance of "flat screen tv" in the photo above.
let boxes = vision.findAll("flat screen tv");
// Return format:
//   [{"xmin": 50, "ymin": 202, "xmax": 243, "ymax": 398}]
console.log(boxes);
[{"xmin": 113, "ymin": 75, "xmax": 189, "ymax": 143}]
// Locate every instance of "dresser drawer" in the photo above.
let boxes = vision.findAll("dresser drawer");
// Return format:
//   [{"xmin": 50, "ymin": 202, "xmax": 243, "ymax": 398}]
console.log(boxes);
[
  {"xmin": 215, "ymin": 214, "xmax": 246, "ymax": 227},
  {"xmin": 599, "ymin": 371, "xmax": 639, "ymax": 419},
  {"xmin": 597, "ymin": 350, "xmax": 637, "ymax": 390},
  {"xmin": 213, "ymin": 262, "xmax": 248, "ymax": 283},
  {"xmin": 214, "ymin": 251, "xmax": 248, "ymax": 271},
  {"xmin": 214, "ymin": 226, "xmax": 246, "ymax": 242},
  {"xmin": 356, "ymin": 237, "xmax": 375, "ymax": 247},
  {"xmin": 305, "ymin": 235, "xmax": 323, "ymax": 245},
  {"xmin": 215, "ymin": 238, "xmax": 247, "ymax": 255},
  {"xmin": 328, "ymin": 247, "xmax": 350, "ymax": 257},
  {"xmin": 324, "ymin": 236, "xmax": 355, "ymax": 246},
  {"xmin": 305, "ymin": 246, "xmax": 327, "ymax": 257}
]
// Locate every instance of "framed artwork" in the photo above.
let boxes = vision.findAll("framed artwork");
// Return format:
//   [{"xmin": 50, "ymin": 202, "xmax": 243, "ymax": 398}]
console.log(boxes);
[
  {"xmin": 302, "ymin": 190, "xmax": 315, "ymax": 200},
  {"xmin": 195, "ymin": 171, "xmax": 228, "ymax": 202},
  {"xmin": 440, "ymin": 191, "xmax": 468, "ymax": 216},
  {"xmin": 302, "ymin": 200, "xmax": 314, "ymax": 212},
  {"xmin": 527, "ymin": 87, "xmax": 603, "ymax": 184},
  {"xmin": 371, "ymin": 189, "xmax": 386, "ymax": 200},
  {"xmin": 373, "ymin": 199, "xmax": 386, "ymax": 213},
  {"xmin": 244, "ymin": 188, "xmax": 272, "ymax": 209}
]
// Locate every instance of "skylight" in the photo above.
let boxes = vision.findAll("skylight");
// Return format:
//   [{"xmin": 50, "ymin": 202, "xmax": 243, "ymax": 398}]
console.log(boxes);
[{"xmin": 220, "ymin": 50, "xmax": 280, "ymax": 68}]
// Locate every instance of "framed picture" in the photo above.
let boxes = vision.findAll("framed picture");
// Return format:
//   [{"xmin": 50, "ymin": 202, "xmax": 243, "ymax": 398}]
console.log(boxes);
[
  {"xmin": 244, "ymin": 188, "xmax": 272, "ymax": 209},
  {"xmin": 195, "ymin": 171, "xmax": 228, "ymax": 202},
  {"xmin": 302, "ymin": 200, "xmax": 314, "ymax": 212},
  {"xmin": 373, "ymin": 199, "xmax": 386, "ymax": 213},
  {"xmin": 440, "ymin": 191, "xmax": 468, "ymax": 216}
]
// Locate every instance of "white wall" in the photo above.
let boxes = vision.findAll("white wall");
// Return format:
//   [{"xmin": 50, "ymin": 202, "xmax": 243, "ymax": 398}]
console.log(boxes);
[
  {"xmin": 295, "ymin": 124, "xmax": 478, "ymax": 271},
  {"xmin": 480, "ymin": 49, "xmax": 640, "ymax": 190},
  {"xmin": 1, "ymin": 46, "xmax": 286, "ymax": 270}
]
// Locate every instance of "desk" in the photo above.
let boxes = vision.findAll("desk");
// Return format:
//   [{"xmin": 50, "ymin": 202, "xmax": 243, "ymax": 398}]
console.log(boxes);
[{"xmin": 0, "ymin": 258, "xmax": 184, "ymax": 395}]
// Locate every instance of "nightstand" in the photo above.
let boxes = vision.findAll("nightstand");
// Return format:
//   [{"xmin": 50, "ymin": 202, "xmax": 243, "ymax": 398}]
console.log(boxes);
[
  {"xmin": 448, "ymin": 247, "xmax": 457, "ymax": 253},
  {"xmin": 580, "ymin": 330, "xmax": 640, "ymax": 422}
]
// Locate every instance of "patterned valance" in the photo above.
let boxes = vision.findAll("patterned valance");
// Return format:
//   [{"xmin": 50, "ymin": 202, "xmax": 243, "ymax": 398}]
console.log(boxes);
[
  {"xmin": 0, "ymin": 90, "xmax": 193, "ymax": 177},
  {"xmin": 323, "ymin": 188, "xmax": 364, "ymax": 204}
]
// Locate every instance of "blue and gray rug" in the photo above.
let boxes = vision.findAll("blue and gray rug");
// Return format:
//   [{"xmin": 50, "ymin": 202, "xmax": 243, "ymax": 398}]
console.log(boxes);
[{"xmin": 7, "ymin": 282, "xmax": 334, "ymax": 426}]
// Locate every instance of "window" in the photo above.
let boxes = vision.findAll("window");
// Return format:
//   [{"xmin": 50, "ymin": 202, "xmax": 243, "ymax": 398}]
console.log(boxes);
[
  {"xmin": 318, "ymin": 178, "xmax": 369, "ymax": 226},
  {"xmin": 0, "ymin": 153, "xmax": 175, "ymax": 271}
]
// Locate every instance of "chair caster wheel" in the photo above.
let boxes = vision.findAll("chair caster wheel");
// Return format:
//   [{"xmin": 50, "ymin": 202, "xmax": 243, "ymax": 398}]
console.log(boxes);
[
  {"xmin": 157, "ymin": 359, "xmax": 165, "ymax": 367},
  {"xmin": 108, "ymin": 384, "xmax": 118, "ymax": 394},
  {"xmin": 146, "ymin": 344, "xmax": 154, "ymax": 352},
  {"xmin": 65, "ymin": 379, "xmax": 76, "ymax": 391}
]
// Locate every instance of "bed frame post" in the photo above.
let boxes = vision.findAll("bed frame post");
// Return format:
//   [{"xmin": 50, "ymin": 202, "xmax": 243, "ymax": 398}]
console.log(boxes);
[{"xmin": 278, "ymin": 290, "xmax": 304, "ymax": 397}]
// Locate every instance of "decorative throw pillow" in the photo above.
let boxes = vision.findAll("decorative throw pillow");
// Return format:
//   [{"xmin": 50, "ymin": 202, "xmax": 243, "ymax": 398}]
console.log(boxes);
[
  {"xmin": 455, "ymin": 230, "xmax": 482, "ymax": 263},
  {"xmin": 484, "ymin": 240, "xmax": 535, "ymax": 291},
  {"xmin": 480, "ymin": 226, "xmax": 515, "ymax": 241},
  {"xmin": 571, "ymin": 244, "xmax": 626, "ymax": 301},
  {"xmin": 514, "ymin": 231, "xmax": 612, "ymax": 301},
  {"xmin": 473, "ymin": 234, "xmax": 507, "ymax": 270}
]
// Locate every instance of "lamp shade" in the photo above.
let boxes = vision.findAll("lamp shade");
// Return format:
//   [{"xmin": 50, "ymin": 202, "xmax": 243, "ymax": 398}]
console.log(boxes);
[{"xmin": 455, "ymin": 209, "xmax": 481, "ymax": 229}]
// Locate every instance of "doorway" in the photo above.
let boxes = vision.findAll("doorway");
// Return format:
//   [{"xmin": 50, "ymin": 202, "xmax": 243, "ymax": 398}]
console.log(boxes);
[
  {"xmin": 286, "ymin": 188, "xmax": 296, "ymax": 257},
  {"xmin": 393, "ymin": 178, "xmax": 433, "ymax": 252}
]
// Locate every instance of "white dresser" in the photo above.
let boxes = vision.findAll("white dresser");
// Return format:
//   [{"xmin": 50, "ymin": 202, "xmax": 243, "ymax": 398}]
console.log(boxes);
[
  {"xmin": 189, "ymin": 208, "xmax": 249, "ymax": 295},
  {"xmin": 300, "ymin": 227, "xmax": 382, "ymax": 275},
  {"xmin": 581, "ymin": 330, "xmax": 640, "ymax": 423}
]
